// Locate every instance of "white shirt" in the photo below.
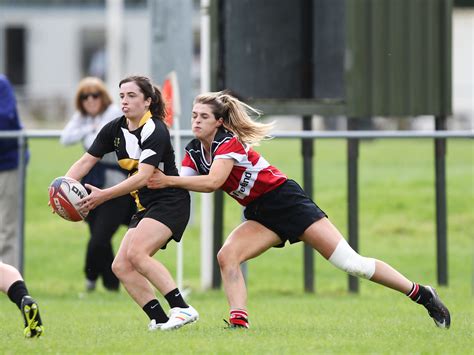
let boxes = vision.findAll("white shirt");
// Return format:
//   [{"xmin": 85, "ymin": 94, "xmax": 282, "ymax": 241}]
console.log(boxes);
[
  {"xmin": 60, "ymin": 104, "xmax": 125, "ymax": 187},
  {"xmin": 61, "ymin": 104, "xmax": 123, "ymax": 150}
]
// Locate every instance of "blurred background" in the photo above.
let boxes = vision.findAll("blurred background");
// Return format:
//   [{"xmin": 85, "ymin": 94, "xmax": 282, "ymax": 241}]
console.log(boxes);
[
  {"xmin": 0, "ymin": 4, "xmax": 472, "ymax": 348},
  {"xmin": 0, "ymin": 0, "xmax": 199, "ymax": 129},
  {"xmin": 0, "ymin": 0, "xmax": 472, "ymax": 130}
]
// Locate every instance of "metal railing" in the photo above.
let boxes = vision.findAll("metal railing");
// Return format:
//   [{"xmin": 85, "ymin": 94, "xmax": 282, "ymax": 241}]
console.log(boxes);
[
  {"xmin": 1, "ymin": 129, "xmax": 472, "ymax": 286},
  {"xmin": 1, "ymin": 129, "xmax": 473, "ymax": 140}
]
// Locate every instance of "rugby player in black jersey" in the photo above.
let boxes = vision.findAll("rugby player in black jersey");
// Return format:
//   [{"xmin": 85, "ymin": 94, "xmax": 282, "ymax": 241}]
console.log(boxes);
[{"xmin": 64, "ymin": 76, "xmax": 198, "ymax": 331}]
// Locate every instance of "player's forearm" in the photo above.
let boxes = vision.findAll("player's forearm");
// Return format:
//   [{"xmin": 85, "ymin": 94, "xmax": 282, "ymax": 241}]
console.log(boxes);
[
  {"xmin": 167, "ymin": 175, "xmax": 220, "ymax": 193},
  {"xmin": 102, "ymin": 170, "xmax": 149, "ymax": 200},
  {"xmin": 65, "ymin": 154, "xmax": 97, "ymax": 181}
]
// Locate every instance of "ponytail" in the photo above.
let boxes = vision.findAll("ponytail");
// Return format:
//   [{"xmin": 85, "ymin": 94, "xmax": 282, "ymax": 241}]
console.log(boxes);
[
  {"xmin": 149, "ymin": 85, "xmax": 166, "ymax": 121},
  {"xmin": 194, "ymin": 91, "xmax": 273, "ymax": 146}
]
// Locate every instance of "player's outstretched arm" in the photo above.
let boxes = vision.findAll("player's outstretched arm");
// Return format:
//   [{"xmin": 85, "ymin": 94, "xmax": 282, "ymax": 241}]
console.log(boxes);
[{"xmin": 147, "ymin": 158, "xmax": 234, "ymax": 193}]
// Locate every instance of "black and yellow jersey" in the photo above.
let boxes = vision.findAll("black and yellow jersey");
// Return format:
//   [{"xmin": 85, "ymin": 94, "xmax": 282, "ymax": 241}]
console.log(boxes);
[{"xmin": 88, "ymin": 111, "xmax": 180, "ymax": 211}]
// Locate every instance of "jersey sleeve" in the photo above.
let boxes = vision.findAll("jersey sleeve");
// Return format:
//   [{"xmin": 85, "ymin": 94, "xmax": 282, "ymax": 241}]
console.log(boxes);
[
  {"xmin": 214, "ymin": 137, "xmax": 246, "ymax": 163},
  {"xmin": 87, "ymin": 120, "xmax": 115, "ymax": 158},
  {"xmin": 181, "ymin": 152, "xmax": 199, "ymax": 176},
  {"xmin": 138, "ymin": 120, "xmax": 168, "ymax": 167}
]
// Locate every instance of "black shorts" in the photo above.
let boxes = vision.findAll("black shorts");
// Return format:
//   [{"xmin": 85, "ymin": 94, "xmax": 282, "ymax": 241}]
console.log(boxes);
[
  {"xmin": 128, "ymin": 188, "xmax": 190, "ymax": 249},
  {"xmin": 243, "ymin": 179, "xmax": 327, "ymax": 247}
]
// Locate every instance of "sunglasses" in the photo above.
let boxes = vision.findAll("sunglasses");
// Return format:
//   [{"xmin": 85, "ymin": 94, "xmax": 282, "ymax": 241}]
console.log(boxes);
[{"xmin": 80, "ymin": 92, "xmax": 101, "ymax": 100}]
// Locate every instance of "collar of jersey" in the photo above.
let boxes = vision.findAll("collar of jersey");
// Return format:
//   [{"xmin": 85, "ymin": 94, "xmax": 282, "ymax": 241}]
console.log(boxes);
[{"xmin": 137, "ymin": 110, "xmax": 152, "ymax": 128}]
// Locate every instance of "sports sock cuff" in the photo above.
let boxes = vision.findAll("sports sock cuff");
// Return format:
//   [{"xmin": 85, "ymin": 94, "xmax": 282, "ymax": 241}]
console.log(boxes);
[
  {"xmin": 406, "ymin": 282, "xmax": 419, "ymax": 300},
  {"xmin": 230, "ymin": 309, "xmax": 249, "ymax": 328},
  {"xmin": 230, "ymin": 309, "xmax": 248, "ymax": 320},
  {"xmin": 143, "ymin": 299, "xmax": 168, "ymax": 323},
  {"xmin": 7, "ymin": 280, "xmax": 29, "ymax": 309},
  {"xmin": 164, "ymin": 288, "xmax": 189, "ymax": 309}
]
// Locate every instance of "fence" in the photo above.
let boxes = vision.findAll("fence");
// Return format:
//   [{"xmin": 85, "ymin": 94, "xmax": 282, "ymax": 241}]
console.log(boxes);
[{"xmin": 1, "ymin": 129, "xmax": 472, "ymax": 291}]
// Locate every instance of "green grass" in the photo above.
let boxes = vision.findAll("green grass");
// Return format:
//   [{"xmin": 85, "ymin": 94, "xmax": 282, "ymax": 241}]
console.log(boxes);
[{"xmin": 1, "ymin": 138, "xmax": 473, "ymax": 353}]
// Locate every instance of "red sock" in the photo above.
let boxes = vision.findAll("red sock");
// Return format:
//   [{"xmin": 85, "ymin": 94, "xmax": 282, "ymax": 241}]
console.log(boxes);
[{"xmin": 230, "ymin": 309, "xmax": 249, "ymax": 328}]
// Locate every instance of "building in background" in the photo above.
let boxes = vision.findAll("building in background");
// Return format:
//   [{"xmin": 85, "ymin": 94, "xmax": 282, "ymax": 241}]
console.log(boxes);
[
  {"xmin": 0, "ymin": 0, "xmax": 471, "ymax": 129},
  {"xmin": 452, "ymin": 3, "xmax": 474, "ymax": 128},
  {"xmin": 0, "ymin": 0, "xmax": 150, "ymax": 127}
]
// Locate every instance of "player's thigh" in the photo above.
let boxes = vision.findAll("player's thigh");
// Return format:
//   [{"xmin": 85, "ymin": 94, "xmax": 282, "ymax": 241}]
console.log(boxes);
[
  {"xmin": 299, "ymin": 217, "xmax": 344, "ymax": 259},
  {"xmin": 129, "ymin": 217, "xmax": 173, "ymax": 256},
  {"xmin": 221, "ymin": 220, "xmax": 281, "ymax": 262},
  {"xmin": 113, "ymin": 228, "xmax": 135, "ymax": 267}
]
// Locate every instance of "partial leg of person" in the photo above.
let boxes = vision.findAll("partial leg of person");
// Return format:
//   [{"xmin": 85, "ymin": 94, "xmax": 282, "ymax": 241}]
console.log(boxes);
[
  {"xmin": 112, "ymin": 227, "xmax": 170, "ymax": 330},
  {"xmin": 217, "ymin": 220, "xmax": 282, "ymax": 328},
  {"xmin": 100, "ymin": 194, "xmax": 135, "ymax": 289},
  {"xmin": 0, "ymin": 262, "xmax": 44, "ymax": 337},
  {"xmin": 124, "ymin": 218, "xmax": 198, "ymax": 331},
  {"xmin": 300, "ymin": 217, "xmax": 451, "ymax": 329},
  {"xmin": 84, "ymin": 210, "xmax": 100, "ymax": 291},
  {"xmin": 85, "ymin": 198, "xmax": 128, "ymax": 292},
  {"xmin": 0, "ymin": 169, "xmax": 20, "ymax": 269}
]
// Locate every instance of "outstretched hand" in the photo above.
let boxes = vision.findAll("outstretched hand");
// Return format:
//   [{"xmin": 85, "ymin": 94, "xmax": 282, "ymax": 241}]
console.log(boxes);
[
  {"xmin": 147, "ymin": 168, "xmax": 167, "ymax": 189},
  {"xmin": 47, "ymin": 200, "xmax": 55, "ymax": 214},
  {"xmin": 80, "ymin": 184, "xmax": 107, "ymax": 212}
]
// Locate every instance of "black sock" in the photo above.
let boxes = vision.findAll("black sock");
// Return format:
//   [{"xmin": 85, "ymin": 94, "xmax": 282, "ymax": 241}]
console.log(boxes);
[
  {"xmin": 7, "ymin": 280, "xmax": 29, "ymax": 309},
  {"xmin": 164, "ymin": 288, "xmax": 188, "ymax": 309},
  {"xmin": 406, "ymin": 283, "xmax": 432, "ymax": 306},
  {"xmin": 142, "ymin": 299, "xmax": 168, "ymax": 323}
]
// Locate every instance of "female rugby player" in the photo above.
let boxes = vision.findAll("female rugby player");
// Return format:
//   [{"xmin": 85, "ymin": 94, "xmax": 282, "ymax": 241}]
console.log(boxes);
[
  {"xmin": 64, "ymin": 76, "xmax": 198, "ymax": 331},
  {"xmin": 147, "ymin": 91, "xmax": 450, "ymax": 330}
]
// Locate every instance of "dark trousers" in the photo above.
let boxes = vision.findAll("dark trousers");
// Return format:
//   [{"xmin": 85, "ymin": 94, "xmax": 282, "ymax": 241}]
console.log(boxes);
[{"xmin": 85, "ymin": 194, "xmax": 135, "ymax": 289}]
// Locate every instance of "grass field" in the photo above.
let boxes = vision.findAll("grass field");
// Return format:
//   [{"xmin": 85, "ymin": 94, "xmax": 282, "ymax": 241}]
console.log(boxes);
[{"xmin": 1, "ymin": 138, "xmax": 473, "ymax": 353}]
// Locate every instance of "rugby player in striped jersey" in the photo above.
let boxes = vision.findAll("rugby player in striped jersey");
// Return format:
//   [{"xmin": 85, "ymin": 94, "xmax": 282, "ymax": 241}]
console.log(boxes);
[{"xmin": 148, "ymin": 91, "xmax": 450, "ymax": 330}]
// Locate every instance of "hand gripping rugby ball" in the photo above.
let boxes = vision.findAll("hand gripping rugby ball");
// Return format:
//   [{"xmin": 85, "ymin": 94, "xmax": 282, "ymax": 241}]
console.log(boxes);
[{"xmin": 48, "ymin": 177, "xmax": 89, "ymax": 222}]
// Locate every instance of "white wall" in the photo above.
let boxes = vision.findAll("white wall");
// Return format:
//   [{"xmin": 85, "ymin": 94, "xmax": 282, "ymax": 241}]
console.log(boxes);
[
  {"xmin": 452, "ymin": 8, "xmax": 474, "ymax": 126},
  {"xmin": 0, "ymin": 6, "xmax": 150, "ymax": 102},
  {"xmin": 1, "ymin": 5, "xmax": 471, "ymax": 128}
]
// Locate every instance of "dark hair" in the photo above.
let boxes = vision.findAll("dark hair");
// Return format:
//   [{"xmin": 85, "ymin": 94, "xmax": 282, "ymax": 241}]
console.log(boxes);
[{"xmin": 119, "ymin": 75, "xmax": 166, "ymax": 121}]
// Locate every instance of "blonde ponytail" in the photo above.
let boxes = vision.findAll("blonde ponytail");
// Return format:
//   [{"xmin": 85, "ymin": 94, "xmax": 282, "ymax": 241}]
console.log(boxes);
[{"xmin": 194, "ymin": 91, "xmax": 273, "ymax": 146}]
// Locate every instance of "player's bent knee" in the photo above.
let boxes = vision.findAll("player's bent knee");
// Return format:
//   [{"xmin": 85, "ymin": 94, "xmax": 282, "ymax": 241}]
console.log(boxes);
[
  {"xmin": 126, "ymin": 249, "xmax": 146, "ymax": 272},
  {"xmin": 216, "ymin": 245, "xmax": 240, "ymax": 270},
  {"xmin": 111, "ymin": 258, "xmax": 126, "ymax": 278},
  {"xmin": 216, "ymin": 247, "xmax": 229, "ymax": 269},
  {"xmin": 328, "ymin": 239, "xmax": 376, "ymax": 279},
  {"xmin": 112, "ymin": 253, "xmax": 135, "ymax": 278}
]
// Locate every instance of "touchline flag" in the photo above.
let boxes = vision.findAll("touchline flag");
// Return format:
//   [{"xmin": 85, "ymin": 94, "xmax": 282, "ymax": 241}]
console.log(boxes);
[{"xmin": 162, "ymin": 71, "xmax": 185, "ymax": 291}]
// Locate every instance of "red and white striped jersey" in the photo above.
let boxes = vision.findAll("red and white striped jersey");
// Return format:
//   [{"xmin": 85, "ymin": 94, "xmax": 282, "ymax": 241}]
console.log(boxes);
[{"xmin": 182, "ymin": 128, "xmax": 287, "ymax": 206}]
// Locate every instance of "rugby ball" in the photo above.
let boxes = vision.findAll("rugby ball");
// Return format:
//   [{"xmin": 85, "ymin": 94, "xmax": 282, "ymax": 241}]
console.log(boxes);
[{"xmin": 48, "ymin": 176, "xmax": 89, "ymax": 222}]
